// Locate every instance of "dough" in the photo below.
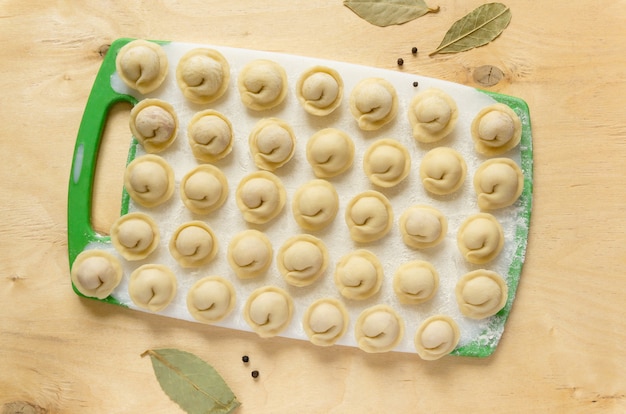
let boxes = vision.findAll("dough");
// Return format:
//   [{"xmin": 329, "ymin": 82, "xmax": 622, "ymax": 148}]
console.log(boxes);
[
  {"xmin": 296, "ymin": 66, "xmax": 343, "ymax": 116},
  {"xmin": 393, "ymin": 260, "xmax": 439, "ymax": 305},
  {"xmin": 235, "ymin": 171, "xmax": 286, "ymax": 224},
  {"xmin": 457, "ymin": 213, "xmax": 504, "ymax": 264},
  {"xmin": 124, "ymin": 154, "xmax": 175, "ymax": 208},
  {"xmin": 345, "ymin": 191, "xmax": 393, "ymax": 243},
  {"xmin": 354, "ymin": 305, "xmax": 404, "ymax": 353},
  {"xmin": 116, "ymin": 39, "xmax": 168, "ymax": 94},
  {"xmin": 399, "ymin": 205, "xmax": 447, "ymax": 249},
  {"xmin": 248, "ymin": 118, "xmax": 296, "ymax": 171},
  {"xmin": 187, "ymin": 110, "xmax": 234, "ymax": 163},
  {"xmin": 471, "ymin": 103, "xmax": 522, "ymax": 155},
  {"xmin": 474, "ymin": 158, "xmax": 524, "ymax": 210},
  {"xmin": 243, "ymin": 286, "xmax": 294, "ymax": 338},
  {"xmin": 110, "ymin": 212, "xmax": 160, "ymax": 260},
  {"xmin": 180, "ymin": 164, "xmax": 229, "ymax": 215},
  {"xmin": 455, "ymin": 269, "xmax": 508, "ymax": 319},
  {"xmin": 334, "ymin": 249, "xmax": 383, "ymax": 300},
  {"xmin": 129, "ymin": 99, "xmax": 178, "ymax": 153},
  {"xmin": 306, "ymin": 128, "xmax": 355, "ymax": 178},
  {"xmin": 70, "ymin": 250, "xmax": 123, "ymax": 299},
  {"xmin": 277, "ymin": 234, "xmax": 329, "ymax": 287},
  {"xmin": 363, "ymin": 138, "xmax": 411, "ymax": 188},
  {"xmin": 419, "ymin": 147, "xmax": 467, "ymax": 195},
  {"xmin": 349, "ymin": 78, "xmax": 398, "ymax": 130},
  {"xmin": 227, "ymin": 229, "xmax": 273, "ymax": 279},
  {"xmin": 169, "ymin": 221, "xmax": 219, "ymax": 268},
  {"xmin": 292, "ymin": 179, "xmax": 339, "ymax": 231},
  {"xmin": 176, "ymin": 48, "xmax": 230, "ymax": 104},
  {"xmin": 128, "ymin": 264, "xmax": 177, "ymax": 312},
  {"xmin": 414, "ymin": 315, "xmax": 460, "ymax": 360},
  {"xmin": 302, "ymin": 298, "xmax": 349, "ymax": 347},
  {"xmin": 237, "ymin": 59, "xmax": 288, "ymax": 111},
  {"xmin": 408, "ymin": 88, "xmax": 458, "ymax": 143},
  {"xmin": 187, "ymin": 276, "xmax": 236, "ymax": 323}
]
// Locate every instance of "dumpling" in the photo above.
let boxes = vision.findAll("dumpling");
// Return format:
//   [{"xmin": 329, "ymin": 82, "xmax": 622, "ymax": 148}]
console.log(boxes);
[
  {"xmin": 419, "ymin": 147, "xmax": 467, "ymax": 195},
  {"xmin": 248, "ymin": 118, "xmax": 296, "ymax": 171},
  {"xmin": 354, "ymin": 305, "xmax": 404, "ymax": 353},
  {"xmin": 457, "ymin": 213, "xmax": 504, "ymax": 264},
  {"xmin": 187, "ymin": 276, "xmax": 236, "ymax": 323},
  {"xmin": 393, "ymin": 260, "xmax": 439, "ymax": 305},
  {"xmin": 399, "ymin": 205, "xmax": 447, "ymax": 249},
  {"xmin": 129, "ymin": 99, "xmax": 178, "ymax": 153},
  {"xmin": 277, "ymin": 234, "xmax": 329, "ymax": 287},
  {"xmin": 180, "ymin": 164, "xmax": 229, "ymax": 215},
  {"xmin": 408, "ymin": 88, "xmax": 458, "ymax": 143},
  {"xmin": 237, "ymin": 59, "xmax": 288, "ymax": 111},
  {"xmin": 345, "ymin": 191, "xmax": 393, "ymax": 243},
  {"xmin": 176, "ymin": 48, "xmax": 230, "ymax": 104},
  {"xmin": 471, "ymin": 103, "xmax": 522, "ymax": 155},
  {"xmin": 349, "ymin": 78, "xmax": 398, "ymax": 130},
  {"xmin": 296, "ymin": 66, "xmax": 343, "ymax": 116},
  {"xmin": 115, "ymin": 39, "xmax": 168, "ymax": 94},
  {"xmin": 169, "ymin": 221, "xmax": 219, "ymax": 268},
  {"xmin": 128, "ymin": 264, "xmax": 177, "ymax": 312},
  {"xmin": 70, "ymin": 250, "xmax": 123, "ymax": 299},
  {"xmin": 187, "ymin": 110, "xmax": 233, "ymax": 163},
  {"xmin": 243, "ymin": 286, "xmax": 294, "ymax": 338},
  {"xmin": 334, "ymin": 250, "xmax": 383, "ymax": 300},
  {"xmin": 455, "ymin": 269, "xmax": 508, "ymax": 319},
  {"xmin": 235, "ymin": 171, "xmax": 286, "ymax": 224},
  {"xmin": 124, "ymin": 154, "xmax": 175, "ymax": 208},
  {"xmin": 302, "ymin": 298, "xmax": 349, "ymax": 346},
  {"xmin": 110, "ymin": 212, "xmax": 160, "ymax": 260},
  {"xmin": 292, "ymin": 179, "xmax": 339, "ymax": 231},
  {"xmin": 473, "ymin": 158, "xmax": 524, "ymax": 210},
  {"xmin": 363, "ymin": 138, "xmax": 411, "ymax": 188},
  {"xmin": 414, "ymin": 315, "xmax": 460, "ymax": 360},
  {"xmin": 227, "ymin": 229, "xmax": 273, "ymax": 279},
  {"xmin": 306, "ymin": 128, "xmax": 355, "ymax": 178}
]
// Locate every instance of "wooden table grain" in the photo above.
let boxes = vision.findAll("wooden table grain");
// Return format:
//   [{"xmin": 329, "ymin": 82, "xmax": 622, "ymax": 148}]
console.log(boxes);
[{"xmin": 1, "ymin": 1, "xmax": 625, "ymax": 413}]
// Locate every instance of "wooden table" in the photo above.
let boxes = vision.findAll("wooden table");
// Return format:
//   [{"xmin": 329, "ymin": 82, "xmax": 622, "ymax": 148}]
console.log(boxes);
[{"xmin": 1, "ymin": 1, "xmax": 625, "ymax": 412}]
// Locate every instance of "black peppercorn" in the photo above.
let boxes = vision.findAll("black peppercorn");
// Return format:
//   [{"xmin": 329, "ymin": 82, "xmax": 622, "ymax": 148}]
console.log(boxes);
[
  {"xmin": 251, "ymin": 370, "xmax": 259, "ymax": 379},
  {"xmin": 242, "ymin": 355, "xmax": 249, "ymax": 363},
  {"xmin": 413, "ymin": 81, "xmax": 419, "ymax": 87},
  {"xmin": 397, "ymin": 58, "xmax": 404, "ymax": 66},
  {"xmin": 412, "ymin": 47, "xmax": 418, "ymax": 55}
]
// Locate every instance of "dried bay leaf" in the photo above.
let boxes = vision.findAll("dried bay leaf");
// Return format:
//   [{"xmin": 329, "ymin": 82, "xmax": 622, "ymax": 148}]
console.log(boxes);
[
  {"xmin": 344, "ymin": 0, "xmax": 439, "ymax": 27},
  {"xmin": 429, "ymin": 2, "xmax": 512, "ymax": 56},
  {"xmin": 141, "ymin": 349, "xmax": 241, "ymax": 414}
]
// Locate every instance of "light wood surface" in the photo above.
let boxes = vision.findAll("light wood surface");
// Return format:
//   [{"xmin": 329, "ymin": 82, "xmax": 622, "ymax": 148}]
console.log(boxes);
[{"xmin": 1, "ymin": 1, "xmax": 625, "ymax": 413}]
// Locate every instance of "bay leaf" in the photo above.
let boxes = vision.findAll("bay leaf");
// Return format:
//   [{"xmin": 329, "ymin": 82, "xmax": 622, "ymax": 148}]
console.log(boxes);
[
  {"xmin": 141, "ymin": 349, "xmax": 240, "ymax": 414},
  {"xmin": 344, "ymin": 0, "xmax": 439, "ymax": 27},
  {"xmin": 429, "ymin": 2, "xmax": 512, "ymax": 56}
]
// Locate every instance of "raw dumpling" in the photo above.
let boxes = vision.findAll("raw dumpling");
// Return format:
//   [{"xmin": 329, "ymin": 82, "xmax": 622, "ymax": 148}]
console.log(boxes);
[
  {"xmin": 306, "ymin": 128, "xmax": 355, "ymax": 178},
  {"xmin": 277, "ymin": 234, "xmax": 329, "ymax": 287},
  {"xmin": 169, "ymin": 221, "xmax": 219, "ymax": 268},
  {"xmin": 187, "ymin": 276, "xmax": 236, "ymax": 323},
  {"xmin": 110, "ymin": 212, "xmax": 160, "ymax": 260},
  {"xmin": 235, "ymin": 171, "xmax": 286, "ymax": 224},
  {"xmin": 399, "ymin": 205, "xmax": 447, "ymax": 249},
  {"xmin": 408, "ymin": 88, "xmax": 458, "ymax": 143},
  {"xmin": 70, "ymin": 250, "xmax": 123, "ymax": 299},
  {"xmin": 248, "ymin": 118, "xmax": 296, "ymax": 171},
  {"xmin": 128, "ymin": 264, "xmax": 177, "ymax": 312},
  {"xmin": 116, "ymin": 39, "xmax": 168, "ymax": 94},
  {"xmin": 292, "ymin": 179, "xmax": 339, "ymax": 231},
  {"xmin": 393, "ymin": 260, "xmax": 439, "ymax": 305},
  {"xmin": 180, "ymin": 164, "xmax": 229, "ymax": 215},
  {"xmin": 457, "ymin": 213, "xmax": 504, "ymax": 264},
  {"xmin": 302, "ymin": 298, "xmax": 349, "ymax": 347},
  {"xmin": 363, "ymin": 138, "xmax": 411, "ymax": 188},
  {"xmin": 238, "ymin": 59, "xmax": 287, "ymax": 111},
  {"xmin": 129, "ymin": 99, "xmax": 178, "ymax": 153},
  {"xmin": 455, "ymin": 269, "xmax": 508, "ymax": 319},
  {"xmin": 124, "ymin": 154, "xmax": 175, "ymax": 208},
  {"xmin": 354, "ymin": 305, "xmax": 404, "ymax": 353},
  {"xmin": 176, "ymin": 48, "xmax": 230, "ymax": 104},
  {"xmin": 420, "ymin": 147, "xmax": 467, "ymax": 195},
  {"xmin": 474, "ymin": 158, "xmax": 524, "ymax": 210},
  {"xmin": 471, "ymin": 103, "xmax": 522, "ymax": 155},
  {"xmin": 345, "ymin": 191, "xmax": 393, "ymax": 243},
  {"xmin": 296, "ymin": 66, "xmax": 343, "ymax": 116},
  {"xmin": 414, "ymin": 315, "xmax": 460, "ymax": 360},
  {"xmin": 244, "ymin": 286, "xmax": 294, "ymax": 338},
  {"xmin": 334, "ymin": 250, "xmax": 383, "ymax": 300},
  {"xmin": 349, "ymin": 78, "xmax": 398, "ymax": 131},
  {"xmin": 187, "ymin": 110, "xmax": 233, "ymax": 163},
  {"xmin": 227, "ymin": 229, "xmax": 273, "ymax": 279}
]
